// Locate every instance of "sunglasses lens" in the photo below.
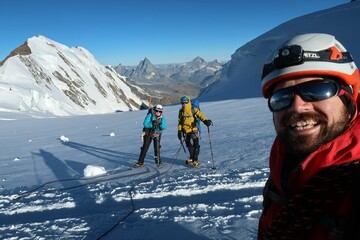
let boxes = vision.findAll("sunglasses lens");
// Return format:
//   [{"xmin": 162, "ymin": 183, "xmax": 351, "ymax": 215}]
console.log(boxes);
[
  {"xmin": 269, "ymin": 80, "xmax": 339, "ymax": 112},
  {"xmin": 299, "ymin": 81, "xmax": 338, "ymax": 101},
  {"xmin": 269, "ymin": 88, "xmax": 293, "ymax": 112},
  {"xmin": 182, "ymin": 101, "xmax": 188, "ymax": 104}
]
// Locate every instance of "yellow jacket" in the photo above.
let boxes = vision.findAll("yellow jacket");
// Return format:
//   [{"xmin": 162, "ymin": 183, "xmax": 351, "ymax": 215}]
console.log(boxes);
[{"xmin": 178, "ymin": 97, "xmax": 207, "ymax": 134}]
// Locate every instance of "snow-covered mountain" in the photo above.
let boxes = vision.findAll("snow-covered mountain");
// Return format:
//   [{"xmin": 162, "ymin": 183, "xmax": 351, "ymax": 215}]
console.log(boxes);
[
  {"xmin": 200, "ymin": 1, "xmax": 360, "ymax": 101},
  {"xmin": 0, "ymin": 35, "xmax": 148, "ymax": 117}
]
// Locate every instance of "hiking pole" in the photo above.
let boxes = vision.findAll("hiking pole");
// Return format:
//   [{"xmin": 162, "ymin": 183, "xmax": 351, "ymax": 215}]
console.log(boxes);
[
  {"xmin": 180, "ymin": 139, "xmax": 186, "ymax": 153},
  {"xmin": 207, "ymin": 125, "xmax": 215, "ymax": 169}
]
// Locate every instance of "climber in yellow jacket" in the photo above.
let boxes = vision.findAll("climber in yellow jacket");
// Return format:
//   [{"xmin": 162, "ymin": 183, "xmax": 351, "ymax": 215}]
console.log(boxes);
[{"xmin": 177, "ymin": 96, "xmax": 212, "ymax": 167}]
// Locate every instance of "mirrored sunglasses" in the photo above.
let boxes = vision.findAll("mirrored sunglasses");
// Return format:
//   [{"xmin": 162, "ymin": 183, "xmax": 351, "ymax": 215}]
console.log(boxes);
[
  {"xmin": 268, "ymin": 79, "xmax": 343, "ymax": 112},
  {"xmin": 181, "ymin": 101, "xmax": 189, "ymax": 105}
]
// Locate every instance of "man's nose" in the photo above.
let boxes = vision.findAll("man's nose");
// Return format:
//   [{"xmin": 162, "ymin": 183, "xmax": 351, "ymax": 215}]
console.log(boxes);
[{"xmin": 288, "ymin": 93, "xmax": 312, "ymax": 112}]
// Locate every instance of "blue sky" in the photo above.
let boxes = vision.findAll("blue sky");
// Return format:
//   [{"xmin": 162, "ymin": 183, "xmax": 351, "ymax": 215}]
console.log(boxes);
[{"xmin": 0, "ymin": 0, "xmax": 349, "ymax": 66}]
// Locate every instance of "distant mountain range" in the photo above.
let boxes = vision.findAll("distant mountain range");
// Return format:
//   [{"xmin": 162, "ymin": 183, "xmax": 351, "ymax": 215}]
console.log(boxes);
[
  {"xmin": 114, "ymin": 57, "xmax": 224, "ymax": 103},
  {"xmin": 115, "ymin": 56, "xmax": 222, "ymax": 86}
]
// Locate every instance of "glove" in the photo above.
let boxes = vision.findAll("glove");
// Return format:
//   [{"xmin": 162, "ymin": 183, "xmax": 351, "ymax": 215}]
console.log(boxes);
[
  {"xmin": 177, "ymin": 130, "xmax": 182, "ymax": 140},
  {"xmin": 203, "ymin": 119, "xmax": 213, "ymax": 127}
]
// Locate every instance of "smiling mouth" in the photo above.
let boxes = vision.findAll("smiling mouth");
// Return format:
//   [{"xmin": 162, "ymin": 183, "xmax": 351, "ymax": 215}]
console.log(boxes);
[{"xmin": 291, "ymin": 120, "xmax": 319, "ymax": 130}]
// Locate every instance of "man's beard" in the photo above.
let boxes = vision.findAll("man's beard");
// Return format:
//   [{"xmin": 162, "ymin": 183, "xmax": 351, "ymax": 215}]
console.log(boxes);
[{"xmin": 276, "ymin": 110, "xmax": 350, "ymax": 158}]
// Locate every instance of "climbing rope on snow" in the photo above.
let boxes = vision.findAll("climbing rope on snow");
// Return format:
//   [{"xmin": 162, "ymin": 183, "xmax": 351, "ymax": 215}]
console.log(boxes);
[{"xmin": 95, "ymin": 145, "xmax": 182, "ymax": 240}]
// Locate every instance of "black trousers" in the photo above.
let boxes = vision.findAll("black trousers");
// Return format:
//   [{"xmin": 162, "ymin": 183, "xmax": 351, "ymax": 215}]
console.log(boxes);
[
  {"xmin": 185, "ymin": 132, "xmax": 200, "ymax": 161},
  {"xmin": 137, "ymin": 134, "xmax": 161, "ymax": 164}
]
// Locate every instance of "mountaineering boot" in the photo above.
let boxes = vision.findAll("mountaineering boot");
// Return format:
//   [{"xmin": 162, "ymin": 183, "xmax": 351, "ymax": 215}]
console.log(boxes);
[
  {"xmin": 133, "ymin": 162, "xmax": 144, "ymax": 168},
  {"xmin": 185, "ymin": 158, "xmax": 193, "ymax": 164},
  {"xmin": 192, "ymin": 160, "xmax": 199, "ymax": 168}
]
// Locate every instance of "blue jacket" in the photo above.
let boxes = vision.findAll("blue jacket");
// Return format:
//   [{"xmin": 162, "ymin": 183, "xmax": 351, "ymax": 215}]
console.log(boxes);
[{"xmin": 143, "ymin": 109, "xmax": 167, "ymax": 135}]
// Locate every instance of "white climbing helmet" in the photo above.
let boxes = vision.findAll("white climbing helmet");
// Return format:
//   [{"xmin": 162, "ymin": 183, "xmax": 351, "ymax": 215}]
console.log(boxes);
[
  {"xmin": 261, "ymin": 33, "xmax": 360, "ymax": 100},
  {"xmin": 154, "ymin": 104, "xmax": 163, "ymax": 112}
]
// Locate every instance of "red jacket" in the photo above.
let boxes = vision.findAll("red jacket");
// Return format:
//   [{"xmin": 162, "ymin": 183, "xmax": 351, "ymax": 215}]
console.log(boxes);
[{"xmin": 258, "ymin": 115, "xmax": 360, "ymax": 239}]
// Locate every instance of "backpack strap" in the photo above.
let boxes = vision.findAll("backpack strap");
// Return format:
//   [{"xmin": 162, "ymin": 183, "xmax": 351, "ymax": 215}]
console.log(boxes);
[
  {"xmin": 263, "ymin": 176, "xmax": 288, "ymax": 214},
  {"xmin": 179, "ymin": 108, "xmax": 195, "ymax": 118}
]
